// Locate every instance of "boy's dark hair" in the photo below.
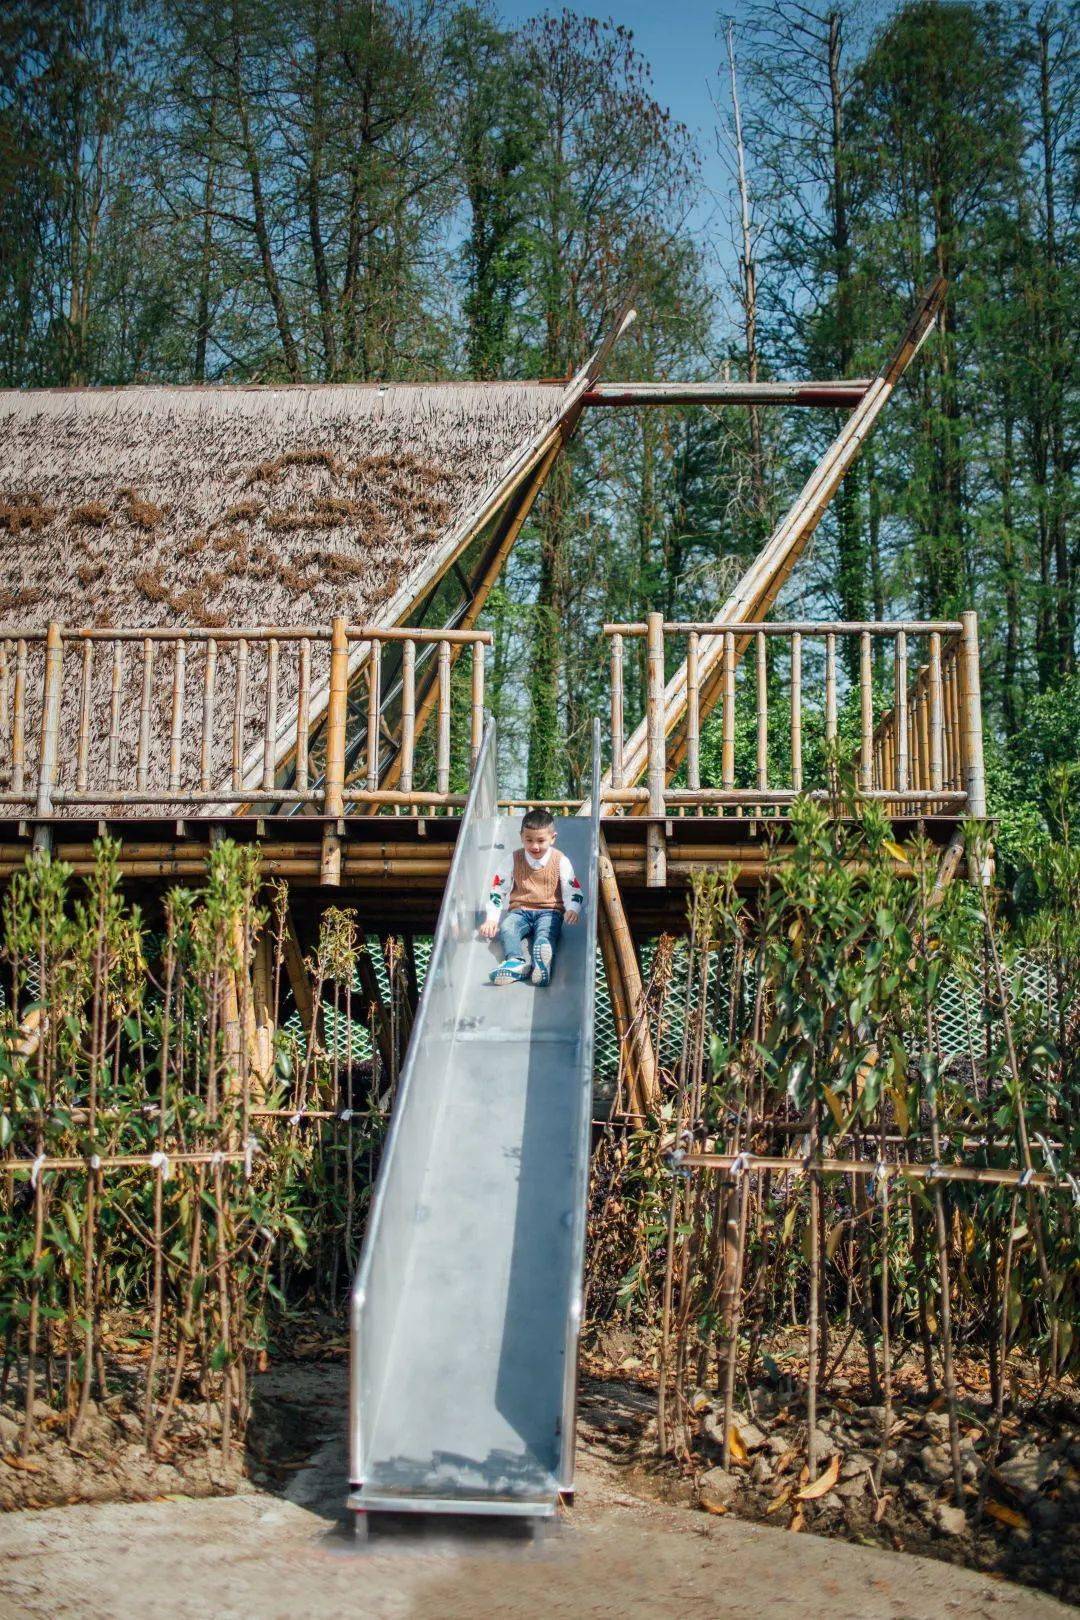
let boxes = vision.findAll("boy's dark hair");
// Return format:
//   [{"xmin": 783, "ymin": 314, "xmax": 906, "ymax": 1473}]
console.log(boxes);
[{"xmin": 521, "ymin": 807, "xmax": 556, "ymax": 832}]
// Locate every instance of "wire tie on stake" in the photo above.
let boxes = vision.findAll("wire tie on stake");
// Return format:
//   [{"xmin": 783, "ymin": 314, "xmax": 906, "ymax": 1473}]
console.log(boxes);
[
  {"xmin": 926, "ymin": 1161, "xmax": 941, "ymax": 1183},
  {"xmin": 338, "ymin": 1109, "xmax": 353, "ymax": 1122},
  {"xmin": 871, "ymin": 1161, "xmax": 890, "ymax": 1202},
  {"xmin": 149, "ymin": 1150, "xmax": 171, "ymax": 1180},
  {"xmin": 244, "ymin": 1137, "xmax": 259, "ymax": 1179},
  {"xmin": 29, "ymin": 1153, "xmax": 46, "ymax": 1188},
  {"xmin": 729, "ymin": 1151, "xmax": 753, "ymax": 1178},
  {"xmin": 209, "ymin": 1149, "xmax": 224, "ymax": 1168},
  {"xmin": 88, "ymin": 1153, "xmax": 101, "ymax": 1171},
  {"xmin": 289, "ymin": 1109, "xmax": 305, "ymax": 1125},
  {"xmin": 1018, "ymin": 1167, "xmax": 1034, "ymax": 1188},
  {"xmin": 1034, "ymin": 1132, "xmax": 1059, "ymax": 1178}
]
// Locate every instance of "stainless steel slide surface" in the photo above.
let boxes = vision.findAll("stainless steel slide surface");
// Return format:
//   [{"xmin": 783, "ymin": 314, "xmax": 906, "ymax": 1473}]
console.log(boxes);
[{"xmin": 349, "ymin": 722, "xmax": 601, "ymax": 1517}]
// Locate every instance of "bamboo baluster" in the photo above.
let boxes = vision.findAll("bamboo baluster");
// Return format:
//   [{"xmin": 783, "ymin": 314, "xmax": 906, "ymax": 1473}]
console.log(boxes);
[
  {"xmin": 645, "ymin": 612, "xmax": 666, "ymax": 885},
  {"xmin": 825, "ymin": 632, "xmax": 838, "ymax": 750},
  {"xmin": 366, "ymin": 639, "xmax": 382, "ymax": 793},
  {"xmin": 76, "ymin": 640, "xmax": 93, "ymax": 792},
  {"xmin": 721, "ymin": 630, "xmax": 736, "ymax": 796},
  {"xmin": 107, "ymin": 641, "xmax": 123, "ymax": 790},
  {"xmin": 944, "ymin": 648, "xmax": 959, "ymax": 789},
  {"xmin": 686, "ymin": 632, "xmax": 700, "ymax": 794},
  {"xmin": 436, "ymin": 639, "xmax": 451, "ymax": 797},
  {"xmin": 0, "ymin": 641, "xmax": 9, "ymax": 753},
  {"xmin": 321, "ymin": 617, "xmax": 348, "ymax": 883},
  {"xmin": 894, "ymin": 632, "xmax": 908, "ymax": 804},
  {"xmin": 399, "ymin": 639, "xmax": 415, "ymax": 795},
  {"xmin": 755, "ymin": 631, "xmax": 768, "ymax": 793},
  {"xmin": 610, "ymin": 633, "xmax": 625, "ymax": 790},
  {"xmin": 260, "ymin": 637, "xmax": 278, "ymax": 794},
  {"xmin": 136, "ymin": 637, "xmax": 154, "ymax": 793},
  {"xmin": 958, "ymin": 611, "xmax": 987, "ymax": 819},
  {"xmin": 790, "ymin": 631, "xmax": 802, "ymax": 792},
  {"xmin": 36, "ymin": 623, "xmax": 63, "ymax": 816},
  {"xmin": 859, "ymin": 630, "xmax": 873, "ymax": 792},
  {"xmin": 928, "ymin": 633, "xmax": 944, "ymax": 805},
  {"xmin": 916, "ymin": 671, "xmax": 931, "ymax": 797},
  {"xmin": 201, "ymin": 639, "xmax": 217, "ymax": 793},
  {"xmin": 232, "ymin": 638, "xmax": 248, "ymax": 792},
  {"xmin": 169, "ymin": 640, "xmax": 186, "ymax": 795},
  {"xmin": 295, "ymin": 638, "xmax": 310, "ymax": 794},
  {"xmin": 470, "ymin": 640, "xmax": 485, "ymax": 769}
]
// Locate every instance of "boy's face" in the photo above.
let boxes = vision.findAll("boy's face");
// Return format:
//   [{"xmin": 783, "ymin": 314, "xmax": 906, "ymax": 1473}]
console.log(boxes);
[{"xmin": 521, "ymin": 823, "xmax": 556, "ymax": 860}]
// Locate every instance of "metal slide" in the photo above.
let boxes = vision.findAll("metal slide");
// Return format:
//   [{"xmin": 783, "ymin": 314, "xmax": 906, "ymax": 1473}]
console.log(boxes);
[{"xmin": 349, "ymin": 720, "xmax": 601, "ymax": 1520}]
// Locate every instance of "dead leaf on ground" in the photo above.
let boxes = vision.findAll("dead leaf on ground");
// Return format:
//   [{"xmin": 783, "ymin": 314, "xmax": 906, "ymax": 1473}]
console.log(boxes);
[
  {"xmin": 873, "ymin": 1491, "xmax": 892, "ymax": 1524},
  {"xmin": 796, "ymin": 1453, "xmax": 841, "ymax": 1500},
  {"xmin": 984, "ymin": 1498, "xmax": 1027, "ymax": 1529},
  {"xmin": 727, "ymin": 1425, "xmax": 749, "ymax": 1465},
  {"xmin": 2, "ymin": 1454, "xmax": 43, "ymax": 1473},
  {"xmin": 766, "ymin": 1487, "xmax": 792, "ymax": 1515},
  {"xmin": 700, "ymin": 1497, "xmax": 727, "ymax": 1516},
  {"xmin": 788, "ymin": 1505, "xmax": 806, "ymax": 1532}
]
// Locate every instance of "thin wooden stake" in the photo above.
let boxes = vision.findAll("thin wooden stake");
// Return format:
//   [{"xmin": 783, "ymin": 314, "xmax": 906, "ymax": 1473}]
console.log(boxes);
[
  {"xmin": 859, "ymin": 631, "xmax": 873, "ymax": 792},
  {"xmin": 136, "ymin": 638, "xmax": 154, "ymax": 793},
  {"xmin": 231, "ymin": 638, "xmax": 248, "ymax": 793},
  {"xmin": 76, "ymin": 639, "xmax": 94, "ymax": 792},
  {"xmin": 470, "ymin": 640, "xmax": 484, "ymax": 768},
  {"xmin": 366, "ymin": 641, "xmax": 381, "ymax": 793},
  {"xmin": 436, "ymin": 640, "xmax": 451, "ymax": 797},
  {"xmin": 295, "ymin": 637, "xmax": 310, "ymax": 794},
  {"xmin": 756, "ymin": 631, "xmax": 768, "ymax": 792},
  {"xmin": 201, "ymin": 639, "xmax": 217, "ymax": 794},
  {"xmin": 262, "ymin": 638, "xmax": 278, "ymax": 793},
  {"xmin": 790, "ymin": 631, "xmax": 802, "ymax": 792},
  {"xmin": 721, "ymin": 631, "xmax": 736, "ymax": 792},
  {"xmin": 107, "ymin": 641, "xmax": 123, "ymax": 791},
  {"xmin": 686, "ymin": 632, "xmax": 700, "ymax": 793},
  {"xmin": 399, "ymin": 639, "xmax": 415, "ymax": 795},
  {"xmin": 169, "ymin": 641, "xmax": 186, "ymax": 795}
]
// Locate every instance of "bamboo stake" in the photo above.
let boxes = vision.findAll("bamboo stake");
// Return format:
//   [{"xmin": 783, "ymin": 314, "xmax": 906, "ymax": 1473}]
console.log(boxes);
[
  {"xmin": 366, "ymin": 641, "xmax": 381, "ymax": 794},
  {"xmin": 894, "ymin": 632, "xmax": 908, "ymax": 799},
  {"xmin": 824, "ymin": 632, "xmax": 837, "ymax": 745},
  {"xmin": 169, "ymin": 641, "xmax": 186, "ymax": 796},
  {"xmin": 321, "ymin": 617, "xmax": 348, "ymax": 884},
  {"xmin": 929, "ymin": 632, "xmax": 944, "ymax": 797},
  {"xmin": 958, "ymin": 611, "xmax": 987, "ymax": 819},
  {"xmin": 0, "ymin": 641, "xmax": 9, "ymax": 753},
  {"xmin": 611, "ymin": 633, "xmax": 625, "ymax": 788}
]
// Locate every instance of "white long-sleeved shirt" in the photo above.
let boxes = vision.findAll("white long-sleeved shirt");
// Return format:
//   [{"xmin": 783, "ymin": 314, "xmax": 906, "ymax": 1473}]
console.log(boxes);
[{"xmin": 483, "ymin": 846, "xmax": 584, "ymax": 925}]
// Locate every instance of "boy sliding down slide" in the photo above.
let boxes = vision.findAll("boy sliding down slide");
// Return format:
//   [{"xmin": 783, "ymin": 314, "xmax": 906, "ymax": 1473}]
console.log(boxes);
[{"xmin": 478, "ymin": 808, "xmax": 583, "ymax": 986}]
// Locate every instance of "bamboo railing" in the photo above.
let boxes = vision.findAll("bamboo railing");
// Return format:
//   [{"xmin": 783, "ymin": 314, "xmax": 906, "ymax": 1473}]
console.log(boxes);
[
  {"xmin": 0, "ymin": 620, "xmax": 491, "ymax": 819},
  {"xmin": 603, "ymin": 613, "xmax": 986, "ymax": 825}
]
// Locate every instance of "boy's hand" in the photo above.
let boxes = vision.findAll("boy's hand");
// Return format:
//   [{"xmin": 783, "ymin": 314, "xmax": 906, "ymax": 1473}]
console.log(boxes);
[
  {"xmin": 478, "ymin": 918, "xmax": 499, "ymax": 940},
  {"xmin": 565, "ymin": 910, "xmax": 580, "ymax": 925}
]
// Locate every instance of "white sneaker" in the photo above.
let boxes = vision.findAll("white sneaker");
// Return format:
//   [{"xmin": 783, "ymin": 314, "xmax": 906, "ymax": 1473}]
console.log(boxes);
[{"xmin": 531, "ymin": 940, "xmax": 553, "ymax": 986}]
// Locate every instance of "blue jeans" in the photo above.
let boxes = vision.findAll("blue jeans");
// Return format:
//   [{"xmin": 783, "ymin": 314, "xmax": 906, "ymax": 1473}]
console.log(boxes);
[{"xmin": 499, "ymin": 908, "xmax": 563, "ymax": 968}]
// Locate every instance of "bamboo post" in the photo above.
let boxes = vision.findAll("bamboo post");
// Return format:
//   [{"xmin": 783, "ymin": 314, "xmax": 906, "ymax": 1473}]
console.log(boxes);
[
  {"xmin": 756, "ymin": 631, "xmax": 768, "ymax": 792},
  {"xmin": 169, "ymin": 640, "xmax": 186, "ymax": 795},
  {"xmin": 611, "ymin": 632, "xmax": 625, "ymax": 789},
  {"xmin": 790, "ymin": 631, "xmax": 802, "ymax": 792},
  {"xmin": 76, "ymin": 639, "xmax": 93, "ymax": 793},
  {"xmin": 645, "ymin": 612, "xmax": 666, "ymax": 886},
  {"xmin": 943, "ymin": 648, "xmax": 958, "ymax": 789},
  {"xmin": 366, "ymin": 640, "xmax": 381, "ymax": 794},
  {"xmin": 598, "ymin": 834, "xmax": 659, "ymax": 1113},
  {"xmin": 958, "ymin": 611, "xmax": 987, "ymax": 819},
  {"xmin": 399, "ymin": 638, "xmax": 416, "ymax": 795},
  {"xmin": 825, "ymin": 632, "xmax": 837, "ymax": 745},
  {"xmin": 200, "ymin": 639, "xmax": 217, "ymax": 794},
  {"xmin": 295, "ymin": 637, "xmax": 310, "ymax": 794},
  {"xmin": 35, "ymin": 622, "xmax": 63, "ymax": 816},
  {"xmin": 470, "ymin": 640, "xmax": 485, "ymax": 768},
  {"xmin": 0, "ymin": 641, "xmax": 8, "ymax": 755},
  {"xmin": 721, "ymin": 631, "xmax": 735, "ymax": 794},
  {"xmin": 107, "ymin": 640, "xmax": 123, "ymax": 791},
  {"xmin": 137, "ymin": 637, "xmax": 154, "ymax": 793},
  {"xmin": 436, "ymin": 639, "xmax": 451, "ymax": 797},
  {"xmin": 321, "ymin": 616, "xmax": 348, "ymax": 885},
  {"xmin": 894, "ymin": 632, "xmax": 908, "ymax": 799},
  {"xmin": 916, "ymin": 673, "xmax": 931, "ymax": 796},
  {"xmin": 859, "ymin": 631, "xmax": 873, "ymax": 792},
  {"xmin": 686, "ymin": 632, "xmax": 700, "ymax": 793},
  {"xmin": 231, "ymin": 638, "xmax": 248, "ymax": 792},
  {"xmin": 262, "ymin": 638, "xmax": 278, "ymax": 794}
]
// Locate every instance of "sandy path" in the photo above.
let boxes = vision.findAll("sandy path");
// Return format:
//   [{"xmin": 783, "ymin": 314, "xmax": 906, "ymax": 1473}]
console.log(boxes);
[{"xmin": 0, "ymin": 1371, "xmax": 1072, "ymax": 1620}]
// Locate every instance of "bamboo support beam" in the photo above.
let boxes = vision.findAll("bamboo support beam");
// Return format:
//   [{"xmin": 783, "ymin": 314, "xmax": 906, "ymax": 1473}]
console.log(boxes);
[
  {"xmin": 674, "ymin": 1151, "xmax": 1070, "ymax": 1194},
  {"xmin": 721, "ymin": 631, "xmax": 735, "ymax": 793},
  {"xmin": 597, "ymin": 834, "xmax": 659, "ymax": 1113},
  {"xmin": 470, "ymin": 640, "xmax": 484, "ymax": 768},
  {"xmin": 137, "ymin": 638, "xmax": 154, "ymax": 794},
  {"xmin": 756, "ymin": 632, "xmax": 768, "ymax": 792},
  {"xmin": 436, "ymin": 640, "xmax": 451, "ymax": 797},
  {"xmin": 366, "ymin": 641, "xmax": 381, "ymax": 794},
  {"xmin": 76, "ymin": 640, "xmax": 93, "ymax": 793},
  {"xmin": 170, "ymin": 641, "xmax": 186, "ymax": 796},
  {"xmin": 201, "ymin": 640, "xmax": 216, "ymax": 793},
  {"xmin": 598, "ymin": 281, "xmax": 946, "ymax": 799},
  {"xmin": 36, "ymin": 623, "xmax": 62, "ymax": 816},
  {"xmin": 321, "ymin": 617, "xmax": 348, "ymax": 885},
  {"xmin": 686, "ymin": 632, "xmax": 700, "ymax": 793},
  {"xmin": 611, "ymin": 633, "xmax": 625, "ymax": 789},
  {"xmin": 859, "ymin": 631, "xmax": 873, "ymax": 791},
  {"xmin": 645, "ymin": 613, "xmax": 666, "ymax": 885},
  {"xmin": 295, "ymin": 638, "xmax": 310, "ymax": 794},
  {"xmin": 790, "ymin": 631, "xmax": 802, "ymax": 792},
  {"xmin": 959, "ymin": 611, "xmax": 987, "ymax": 820},
  {"xmin": 262, "ymin": 640, "xmax": 277, "ymax": 794},
  {"xmin": 399, "ymin": 639, "xmax": 416, "ymax": 795}
]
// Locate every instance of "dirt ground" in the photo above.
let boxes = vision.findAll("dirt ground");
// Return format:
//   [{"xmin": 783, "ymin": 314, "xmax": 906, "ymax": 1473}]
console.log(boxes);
[{"xmin": 0, "ymin": 1362, "xmax": 1074, "ymax": 1620}]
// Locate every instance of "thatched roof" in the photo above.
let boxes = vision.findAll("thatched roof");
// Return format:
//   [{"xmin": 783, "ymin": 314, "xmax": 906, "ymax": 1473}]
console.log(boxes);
[
  {"xmin": 0, "ymin": 382, "xmax": 565, "ymax": 634},
  {"xmin": 0, "ymin": 381, "xmax": 571, "ymax": 809}
]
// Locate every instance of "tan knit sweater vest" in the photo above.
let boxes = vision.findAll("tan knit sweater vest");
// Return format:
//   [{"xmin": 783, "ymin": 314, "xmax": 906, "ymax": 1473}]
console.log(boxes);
[{"xmin": 508, "ymin": 849, "xmax": 563, "ymax": 913}]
